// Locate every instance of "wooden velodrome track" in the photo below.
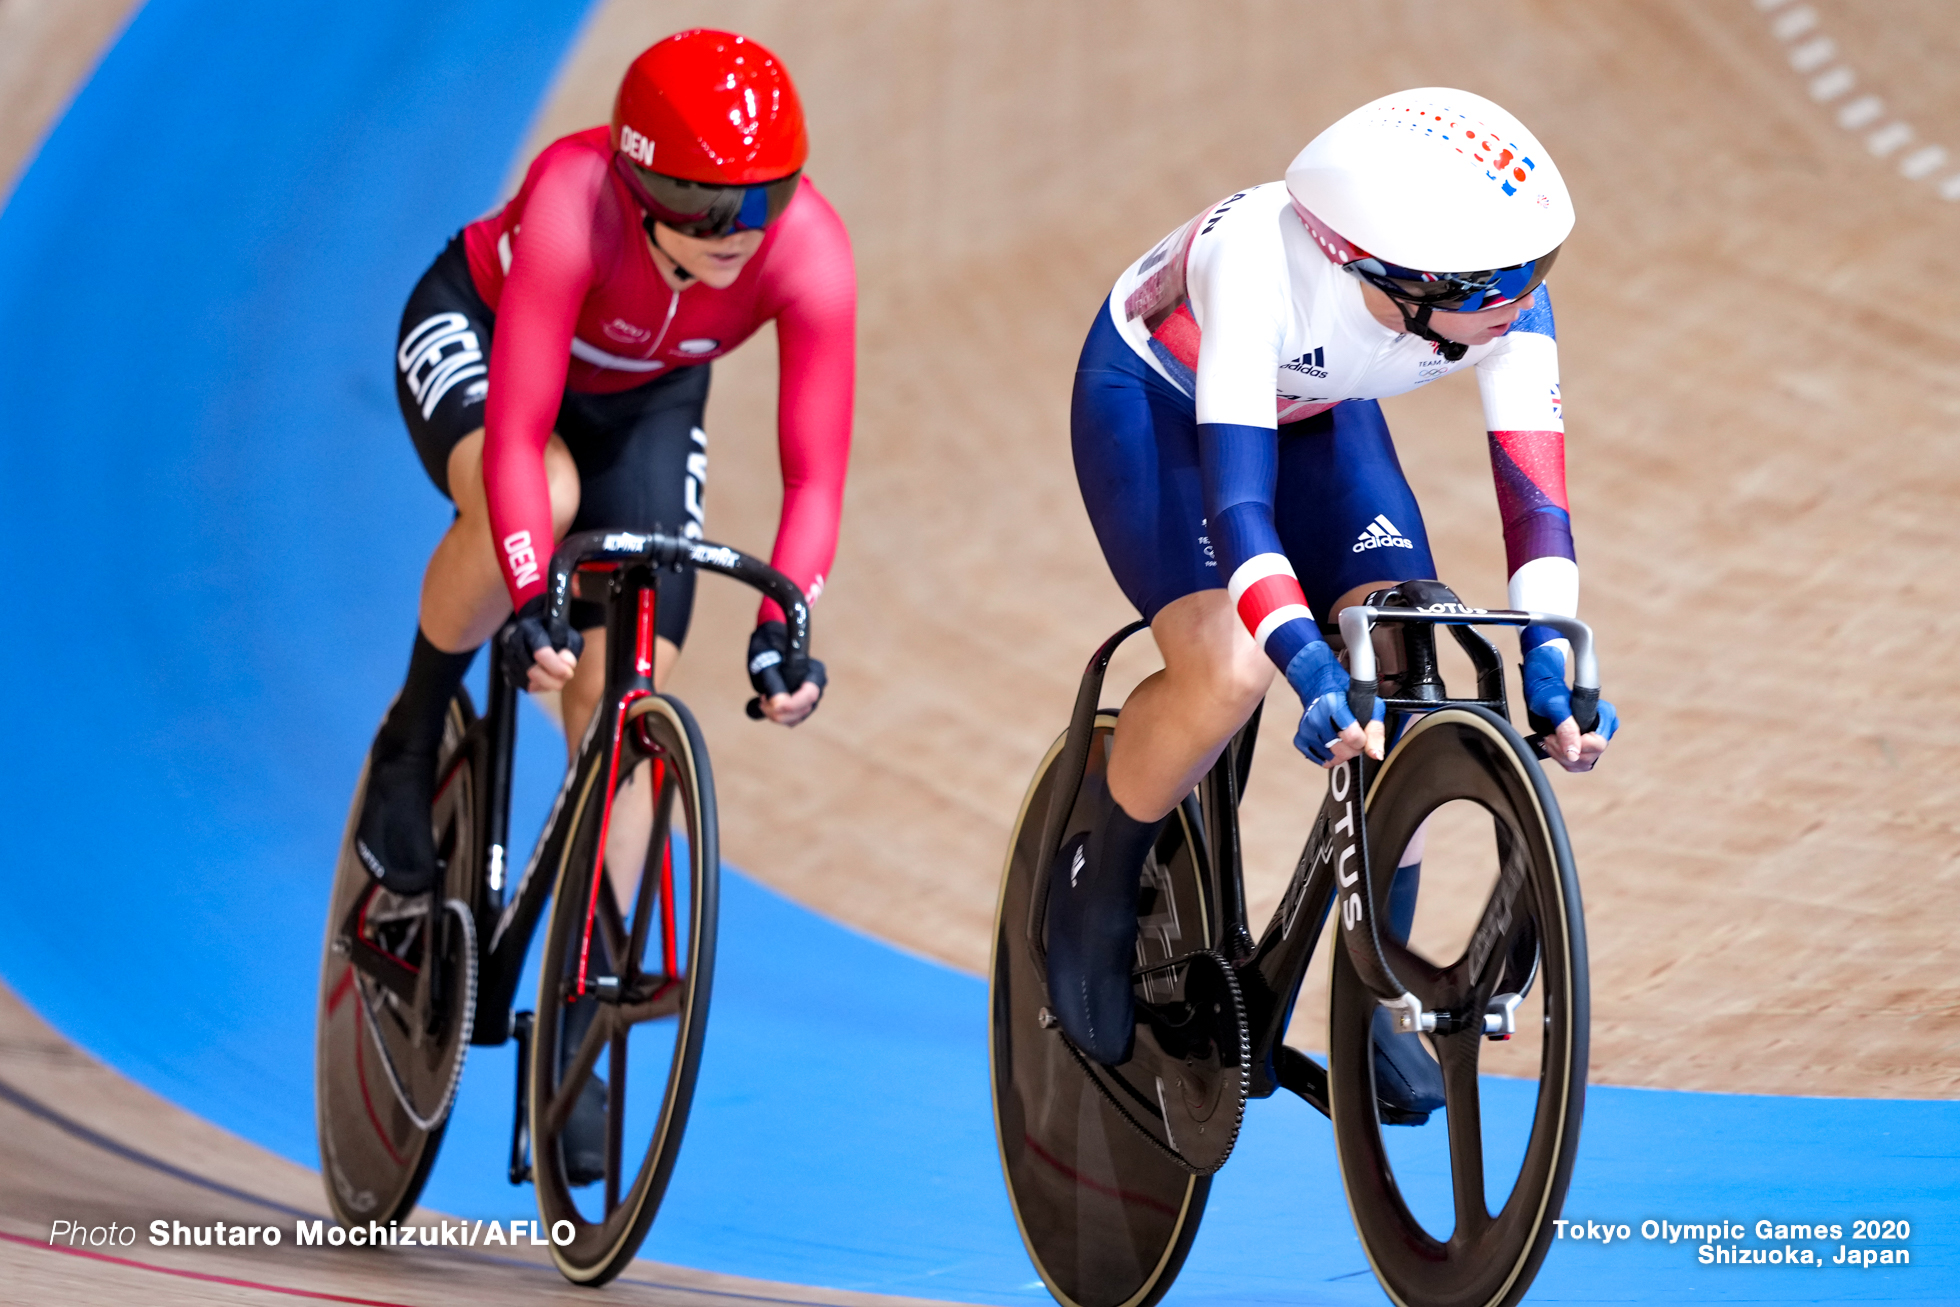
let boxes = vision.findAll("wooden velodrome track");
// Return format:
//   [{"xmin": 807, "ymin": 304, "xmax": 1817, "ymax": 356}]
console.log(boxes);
[{"xmin": 4, "ymin": 0, "xmax": 1958, "ymax": 1301}]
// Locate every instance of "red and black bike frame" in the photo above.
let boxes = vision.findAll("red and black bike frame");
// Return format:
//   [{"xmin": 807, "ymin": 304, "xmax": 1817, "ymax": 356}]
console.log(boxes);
[{"xmin": 446, "ymin": 528, "xmax": 808, "ymax": 1047}]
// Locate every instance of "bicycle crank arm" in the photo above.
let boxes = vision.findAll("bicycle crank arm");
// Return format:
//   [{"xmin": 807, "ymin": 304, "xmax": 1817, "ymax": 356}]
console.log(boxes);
[
  {"xmin": 508, "ymin": 1011, "xmax": 533, "ymax": 1185},
  {"xmin": 1273, "ymin": 1045, "xmax": 1330, "ymax": 1118}
]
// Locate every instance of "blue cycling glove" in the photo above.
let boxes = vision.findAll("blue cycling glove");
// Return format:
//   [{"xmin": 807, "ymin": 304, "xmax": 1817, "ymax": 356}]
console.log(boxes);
[
  {"xmin": 1522, "ymin": 642, "xmax": 1620, "ymax": 740},
  {"xmin": 1285, "ymin": 640, "xmax": 1385, "ymax": 765}
]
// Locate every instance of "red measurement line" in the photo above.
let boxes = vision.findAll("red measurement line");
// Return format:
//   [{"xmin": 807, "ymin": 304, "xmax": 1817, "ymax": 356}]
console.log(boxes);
[
  {"xmin": 0, "ymin": 1230, "xmax": 423, "ymax": 1305},
  {"xmin": 1020, "ymin": 1133, "xmax": 1182, "ymax": 1218}
]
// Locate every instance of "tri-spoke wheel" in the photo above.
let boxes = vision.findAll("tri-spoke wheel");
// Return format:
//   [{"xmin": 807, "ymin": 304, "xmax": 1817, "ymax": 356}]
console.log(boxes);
[
  {"xmin": 991, "ymin": 714, "xmax": 1241, "ymax": 1307},
  {"xmin": 1328, "ymin": 705, "xmax": 1588, "ymax": 1307},
  {"xmin": 529, "ymin": 693, "xmax": 718, "ymax": 1285},
  {"xmin": 316, "ymin": 694, "xmax": 479, "ymax": 1226}
]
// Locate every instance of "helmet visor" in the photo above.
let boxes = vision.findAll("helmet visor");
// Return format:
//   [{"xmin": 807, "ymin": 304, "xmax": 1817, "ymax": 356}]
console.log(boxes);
[
  {"xmin": 616, "ymin": 156, "xmax": 801, "ymax": 238},
  {"xmin": 1350, "ymin": 244, "xmax": 1560, "ymax": 312}
]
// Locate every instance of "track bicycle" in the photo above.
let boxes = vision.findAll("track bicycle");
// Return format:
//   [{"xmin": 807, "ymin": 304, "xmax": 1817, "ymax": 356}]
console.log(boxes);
[
  {"xmin": 315, "ymin": 528, "xmax": 810, "ymax": 1285},
  {"xmin": 991, "ymin": 579, "xmax": 1598, "ymax": 1307}
]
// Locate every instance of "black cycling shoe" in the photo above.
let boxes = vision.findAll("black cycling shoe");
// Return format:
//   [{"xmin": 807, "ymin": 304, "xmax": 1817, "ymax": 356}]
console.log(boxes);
[
  {"xmin": 1372, "ymin": 859, "xmax": 1444, "ymax": 1124},
  {"xmin": 1371, "ymin": 1005, "xmax": 1446, "ymax": 1124},
  {"xmin": 559, "ymin": 995, "xmax": 610, "ymax": 1186},
  {"xmin": 1044, "ymin": 774, "xmax": 1164, "ymax": 1067},
  {"xmin": 354, "ymin": 747, "xmax": 438, "ymax": 896},
  {"xmin": 562, "ymin": 1077, "xmax": 611, "ymax": 1186}
]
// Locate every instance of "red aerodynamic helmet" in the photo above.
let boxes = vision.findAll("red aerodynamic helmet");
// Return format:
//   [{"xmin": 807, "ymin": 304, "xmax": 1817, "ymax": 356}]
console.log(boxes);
[{"xmin": 611, "ymin": 30, "xmax": 808, "ymax": 237}]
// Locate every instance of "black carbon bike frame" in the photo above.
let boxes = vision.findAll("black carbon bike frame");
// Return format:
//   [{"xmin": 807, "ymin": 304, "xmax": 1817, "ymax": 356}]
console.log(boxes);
[
  {"xmin": 1029, "ymin": 592, "xmax": 1599, "ymax": 1111},
  {"xmin": 337, "ymin": 528, "xmax": 808, "ymax": 1064}
]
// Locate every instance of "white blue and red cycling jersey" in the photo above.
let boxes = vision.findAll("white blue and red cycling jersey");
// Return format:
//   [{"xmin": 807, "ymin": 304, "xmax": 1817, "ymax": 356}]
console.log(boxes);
[{"xmin": 1072, "ymin": 180, "xmax": 1575, "ymax": 665}]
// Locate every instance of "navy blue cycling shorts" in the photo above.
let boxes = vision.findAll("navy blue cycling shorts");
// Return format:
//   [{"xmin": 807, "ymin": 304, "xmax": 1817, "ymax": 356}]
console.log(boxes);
[{"xmin": 1070, "ymin": 304, "xmax": 1436, "ymax": 626}]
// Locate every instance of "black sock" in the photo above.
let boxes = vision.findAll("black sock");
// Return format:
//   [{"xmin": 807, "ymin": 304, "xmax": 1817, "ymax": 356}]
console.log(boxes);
[
  {"xmin": 375, "ymin": 629, "xmax": 477, "ymax": 759},
  {"xmin": 1097, "ymin": 797, "xmax": 1163, "ymax": 896}
]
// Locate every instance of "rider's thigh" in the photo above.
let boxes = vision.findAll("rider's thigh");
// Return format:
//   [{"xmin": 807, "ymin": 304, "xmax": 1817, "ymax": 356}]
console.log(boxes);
[
  {"xmin": 1069, "ymin": 310, "xmax": 1219, "ymax": 623},
  {"xmin": 444, "ymin": 428, "xmax": 581, "ymax": 538}
]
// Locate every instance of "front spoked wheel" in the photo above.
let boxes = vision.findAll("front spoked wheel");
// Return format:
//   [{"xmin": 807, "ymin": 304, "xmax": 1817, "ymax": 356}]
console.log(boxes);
[
  {"xmin": 990, "ymin": 714, "xmax": 1229, "ymax": 1307},
  {"xmin": 530, "ymin": 694, "xmax": 718, "ymax": 1285},
  {"xmin": 1328, "ymin": 705, "xmax": 1588, "ymax": 1307},
  {"xmin": 316, "ymin": 694, "xmax": 479, "ymax": 1225}
]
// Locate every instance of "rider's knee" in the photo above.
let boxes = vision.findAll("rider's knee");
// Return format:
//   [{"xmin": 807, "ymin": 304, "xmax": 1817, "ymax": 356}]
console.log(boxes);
[
  {"xmin": 1218, "ymin": 643, "xmax": 1276, "ymax": 715},
  {"xmin": 444, "ymin": 429, "xmax": 489, "ymax": 521},
  {"xmin": 442, "ymin": 430, "xmax": 580, "ymax": 538},
  {"xmin": 1155, "ymin": 590, "xmax": 1275, "ymax": 717},
  {"xmin": 1180, "ymin": 634, "xmax": 1272, "ymax": 718}
]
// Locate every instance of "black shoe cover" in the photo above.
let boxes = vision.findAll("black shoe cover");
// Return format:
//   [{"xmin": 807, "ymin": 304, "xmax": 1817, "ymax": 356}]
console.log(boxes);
[
  {"xmin": 1371, "ymin": 1004, "xmax": 1446, "ymax": 1123},
  {"xmin": 354, "ymin": 747, "xmax": 438, "ymax": 896},
  {"xmin": 1045, "ymin": 775, "xmax": 1164, "ymax": 1067},
  {"xmin": 559, "ymin": 995, "xmax": 609, "ymax": 1186},
  {"xmin": 562, "ymin": 1077, "xmax": 610, "ymax": 1186}
]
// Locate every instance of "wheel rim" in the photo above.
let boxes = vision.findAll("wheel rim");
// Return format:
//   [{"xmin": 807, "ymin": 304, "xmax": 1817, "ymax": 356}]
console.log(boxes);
[
  {"xmin": 1329, "ymin": 708, "xmax": 1588, "ymax": 1307},
  {"xmin": 530, "ymin": 694, "xmax": 716, "ymax": 1284},
  {"xmin": 989, "ymin": 717, "xmax": 1213, "ymax": 1307}
]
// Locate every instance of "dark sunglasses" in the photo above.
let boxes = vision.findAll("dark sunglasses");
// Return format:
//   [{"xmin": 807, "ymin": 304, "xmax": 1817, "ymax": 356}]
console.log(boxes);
[
  {"xmin": 614, "ymin": 154, "xmax": 801, "ymax": 238},
  {"xmin": 1349, "ymin": 244, "xmax": 1560, "ymax": 312}
]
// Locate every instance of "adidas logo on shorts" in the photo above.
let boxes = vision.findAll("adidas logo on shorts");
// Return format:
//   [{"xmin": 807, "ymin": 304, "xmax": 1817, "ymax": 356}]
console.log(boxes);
[{"xmin": 1352, "ymin": 514, "xmax": 1416, "ymax": 553}]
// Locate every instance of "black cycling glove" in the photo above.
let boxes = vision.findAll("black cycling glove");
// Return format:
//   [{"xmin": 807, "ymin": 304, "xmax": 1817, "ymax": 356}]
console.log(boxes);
[
  {"xmin": 500, "ymin": 595, "xmax": 585, "ymax": 688},
  {"xmin": 747, "ymin": 620, "xmax": 826, "ymax": 703}
]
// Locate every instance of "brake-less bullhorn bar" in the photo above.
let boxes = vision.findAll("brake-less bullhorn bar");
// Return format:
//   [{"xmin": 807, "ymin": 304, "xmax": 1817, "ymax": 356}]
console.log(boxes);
[{"xmin": 1339, "ymin": 603, "xmax": 1599, "ymax": 734}]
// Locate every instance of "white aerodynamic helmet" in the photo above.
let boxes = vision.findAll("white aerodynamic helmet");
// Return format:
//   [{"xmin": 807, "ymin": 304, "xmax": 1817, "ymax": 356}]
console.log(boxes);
[{"xmin": 1285, "ymin": 88, "xmax": 1572, "ymax": 336}]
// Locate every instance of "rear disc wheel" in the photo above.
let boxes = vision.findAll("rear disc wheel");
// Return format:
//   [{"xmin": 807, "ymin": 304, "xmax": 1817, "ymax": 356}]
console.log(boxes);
[
  {"xmin": 990, "ymin": 714, "xmax": 1227, "ymax": 1307},
  {"xmin": 315, "ymin": 694, "xmax": 478, "ymax": 1225}
]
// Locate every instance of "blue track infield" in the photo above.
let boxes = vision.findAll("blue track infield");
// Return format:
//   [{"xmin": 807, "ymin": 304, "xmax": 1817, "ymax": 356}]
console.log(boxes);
[{"xmin": 0, "ymin": 3, "xmax": 1954, "ymax": 1303}]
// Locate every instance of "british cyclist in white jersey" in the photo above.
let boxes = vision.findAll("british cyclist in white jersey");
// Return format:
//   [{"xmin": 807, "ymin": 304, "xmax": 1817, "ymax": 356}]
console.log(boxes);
[{"xmin": 1051, "ymin": 89, "xmax": 1619, "ymax": 1119}]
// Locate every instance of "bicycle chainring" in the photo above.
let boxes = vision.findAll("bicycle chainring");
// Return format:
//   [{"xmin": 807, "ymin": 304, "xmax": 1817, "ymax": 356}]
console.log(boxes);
[{"xmin": 1060, "ymin": 948, "xmax": 1250, "ymax": 1175}]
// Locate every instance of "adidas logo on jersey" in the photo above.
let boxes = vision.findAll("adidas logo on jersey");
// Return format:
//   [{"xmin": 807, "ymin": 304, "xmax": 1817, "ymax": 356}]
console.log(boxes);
[
  {"xmin": 1281, "ymin": 346, "xmax": 1329, "ymax": 380},
  {"xmin": 1351, "ymin": 514, "xmax": 1416, "ymax": 553}
]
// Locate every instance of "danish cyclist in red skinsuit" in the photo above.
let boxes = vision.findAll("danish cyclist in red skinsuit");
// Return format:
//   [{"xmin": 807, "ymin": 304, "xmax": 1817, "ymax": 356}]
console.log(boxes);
[{"xmin": 357, "ymin": 30, "xmax": 853, "ymax": 898}]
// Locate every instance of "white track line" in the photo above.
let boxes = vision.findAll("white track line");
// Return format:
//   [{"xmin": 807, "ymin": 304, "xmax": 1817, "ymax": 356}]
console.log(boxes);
[{"xmin": 1753, "ymin": 0, "xmax": 1960, "ymax": 200}]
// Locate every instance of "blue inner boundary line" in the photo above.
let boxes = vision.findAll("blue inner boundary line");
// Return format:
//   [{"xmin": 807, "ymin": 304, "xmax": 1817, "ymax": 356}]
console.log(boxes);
[{"xmin": 0, "ymin": 3, "xmax": 1954, "ymax": 1302}]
